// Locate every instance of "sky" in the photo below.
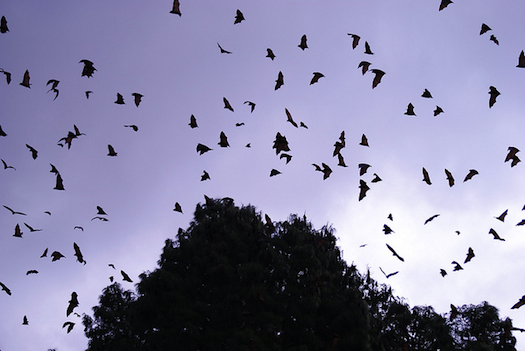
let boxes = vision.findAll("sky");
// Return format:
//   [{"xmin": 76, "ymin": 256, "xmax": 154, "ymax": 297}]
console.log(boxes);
[{"xmin": 2, "ymin": 0, "xmax": 525, "ymax": 349}]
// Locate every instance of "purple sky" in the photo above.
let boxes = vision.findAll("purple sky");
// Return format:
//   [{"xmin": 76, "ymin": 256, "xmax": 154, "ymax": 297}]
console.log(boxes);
[{"xmin": 2, "ymin": 1, "xmax": 525, "ymax": 349}]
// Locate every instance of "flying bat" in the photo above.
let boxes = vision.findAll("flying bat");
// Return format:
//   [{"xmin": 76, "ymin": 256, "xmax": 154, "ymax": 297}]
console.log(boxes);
[
  {"xmin": 74, "ymin": 226, "xmax": 84, "ymax": 231},
  {"xmin": 337, "ymin": 153, "xmax": 347, "ymax": 167},
  {"xmin": 23, "ymin": 316, "xmax": 28, "ymax": 325},
  {"xmin": 359, "ymin": 179, "xmax": 370, "ymax": 201},
  {"xmin": 54, "ymin": 173, "xmax": 65, "ymax": 190},
  {"xmin": 121, "ymin": 270, "xmax": 133, "ymax": 282},
  {"xmin": 480, "ymin": 23, "xmax": 491, "ymax": 35},
  {"xmin": 114, "ymin": 93, "xmax": 125, "ymax": 104},
  {"xmin": 107, "ymin": 144, "xmax": 117, "ymax": 156},
  {"xmin": 79, "ymin": 59, "xmax": 96, "ymax": 77},
  {"xmin": 63, "ymin": 321, "xmax": 75, "ymax": 333},
  {"xmin": 505, "ymin": 146, "xmax": 520, "ymax": 165},
  {"xmin": 439, "ymin": 0, "xmax": 453, "ymax": 11},
  {"xmin": 388, "ymin": 213, "xmax": 393, "ymax": 221},
  {"xmin": 364, "ymin": 41, "xmax": 373, "ymax": 55},
  {"xmin": 434, "ymin": 106, "xmax": 444, "ymax": 116},
  {"xmin": 218, "ymin": 131, "xmax": 229, "ymax": 147},
  {"xmin": 404, "ymin": 103, "xmax": 416, "ymax": 116},
  {"xmin": 275, "ymin": 71, "xmax": 284, "ymax": 90},
  {"xmin": 451, "ymin": 261, "xmax": 463, "ymax": 271},
  {"xmin": 73, "ymin": 243, "xmax": 86, "ymax": 264},
  {"xmin": 244, "ymin": 101, "xmax": 256, "ymax": 112},
  {"xmin": 124, "ymin": 124, "xmax": 138, "ymax": 131},
  {"xmin": 26, "ymin": 270, "xmax": 38, "ymax": 275},
  {"xmin": 40, "ymin": 248, "xmax": 48, "ymax": 258},
  {"xmin": 266, "ymin": 48, "xmax": 275, "ymax": 60},
  {"xmin": 464, "ymin": 247, "xmax": 475, "ymax": 263},
  {"xmin": 370, "ymin": 69, "xmax": 385, "ymax": 89},
  {"xmin": 0, "ymin": 281, "xmax": 11, "ymax": 295},
  {"xmin": 280, "ymin": 153, "xmax": 292, "ymax": 164},
  {"xmin": 424, "ymin": 214, "xmax": 440, "ymax": 224},
  {"xmin": 386, "ymin": 243, "xmax": 404, "ymax": 262},
  {"xmin": 347, "ymin": 33, "xmax": 360, "ymax": 49},
  {"xmin": 3, "ymin": 205, "xmax": 26, "ymax": 215},
  {"xmin": 2, "ymin": 159, "xmax": 17, "ymax": 170},
  {"xmin": 196, "ymin": 143, "xmax": 212, "ymax": 155},
  {"xmin": 234, "ymin": 9, "xmax": 244, "ymax": 24},
  {"xmin": 217, "ymin": 42, "xmax": 232, "ymax": 54},
  {"xmin": 26, "ymin": 144, "xmax": 38, "ymax": 159},
  {"xmin": 321, "ymin": 163, "xmax": 333, "ymax": 180},
  {"xmin": 51, "ymin": 251, "xmax": 65, "ymax": 261},
  {"xmin": 489, "ymin": 35, "xmax": 499, "ymax": 45},
  {"xmin": 96, "ymin": 206, "xmax": 107, "ymax": 215},
  {"xmin": 273, "ymin": 132, "xmax": 290, "ymax": 154},
  {"xmin": 379, "ymin": 267, "xmax": 399, "ymax": 279},
  {"xmin": 512, "ymin": 296, "xmax": 525, "ymax": 309},
  {"xmin": 201, "ymin": 170, "xmax": 210, "ymax": 181},
  {"xmin": 333, "ymin": 141, "xmax": 344, "ymax": 156},
  {"xmin": 74, "ymin": 125, "xmax": 85, "ymax": 137},
  {"xmin": 0, "ymin": 16, "xmax": 8, "ymax": 33},
  {"xmin": 66, "ymin": 292, "xmax": 79, "ymax": 316},
  {"xmin": 132, "ymin": 93, "xmax": 143, "ymax": 107},
  {"xmin": 270, "ymin": 169, "xmax": 281, "ymax": 177},
  {"xmin": 300, "ymin": 122, "xmax": 308, "ymax": 129},
  {"xmin": 488, "ymin": 86, "xmax": 500, "ymax": 108},
  {"xmin": 91, "ymin": 216, "xmax": 109, "ymax": 221},
  {"xmin": 223, "ymin": 97, "xmax": 234, "ymax": 111},
  {"xmin": 20, "ymin": 70, "xmax": 30, "ymax": 88},
  {"xmin": 371, "ymin": 173, "xmax": 382, "ymax": 183},
  {"xmin": 517, "ymin": 50, "xmax": 525, "ymax": 68},
  {"xmin": 489, "ymin": 228, "xmax": 505, "ymax": 241},
  {"xmin": 298, "ymin": 34, "xmax": 308, "ymax": 50},
  {"xmin": 24, "ymin": 223, "xmax": 42, "ymax": 232},
  {"xmin": 445, "ymin": 169, "xmax": 454, "ymax": 187},
  {"xmin": 0, "ymin": 125, "xmax": 6, "ymax": 136},
  {"xmin": 13, "ymin": 224, "xmax": 23, "ymax": 238},
  {"xmin": 0, "ymin": 68, "xmax": 11, "ymax": 84},
  {"xmin": 188, "ymin": 114, "xmax": 198, "ymax": 128},
  {"xmin": 358, "ymin": 163, "xmax": 371, "ymax": 176},
  {"xmin": 235, "ymin": 122, "xmax": 244, "ymax": 127},
  {"xmin": 463, "ymin": 169, "xmax": 478, "ymax": 182},
  {"xmin": 383, "ymin": 224, "xmax": 394, "ymax": 235},
  {"xmin": 46, "ymin": 79, "xmax": 60, "ymax": 100},
  {"xmin": 421, "ymin": 89, "xmax": 432, "ymax": 98},
  {"xmin": 310, "ymin": 72, "xmax": 324, "ymax": 85},
  {"xmin": 285, "ymin": 108, "xmax": 298, "ymax": 128},
  {"xmin": 170, "ymin": 0, "xmax": 181, "ymax": 15},
  {"xmin": 85, "ymin": 90, "xmax": 93, "ymax": 99},
  {"xmin": 173, "ymin": 202, "xmax": 182, "ymax": 213},
  {"xmin": 358, "ymin": 61, "xmax": 371, "ymax": 75},
  {"xmin": 440, "ymin": 269, "xmax": 447, "ymax": 277},
  {"xmin": 495, "ymin": 209, "xmax": 508, "ymax": 222}
]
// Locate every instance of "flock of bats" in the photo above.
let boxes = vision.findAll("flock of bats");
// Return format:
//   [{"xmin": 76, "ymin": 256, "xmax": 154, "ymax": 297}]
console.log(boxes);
[{"xmin": 2, "ymin": 1, "xmax": 525, "ymax": 345}]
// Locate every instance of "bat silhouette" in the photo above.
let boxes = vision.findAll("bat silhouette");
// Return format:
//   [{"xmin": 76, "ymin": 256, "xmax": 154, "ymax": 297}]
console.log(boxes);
[
  {"xmin": 235, "ymin": 122, "xmax": 244, "ymax": 127},
  {"xmin": 300, "ymin": 121, "xmax": 308, "ymax": 129},
  {"xmin": 347, "ymin": 33, "xmax": 360, "ymax": 49},
  {"xmin": 73, "ymin": 243, "xmax": 86, "ymax": 264},
  {"xmin": 114, "ymin": 93, "xmax": 125, "ymax": 104},
  {"xmin": 480, "ymin": 23, "xmax": 491, "ymax": 35},
  {"xmin": 40, "ymin": 248, "xmax": 48, "ymax": 258},
  {"xmin": 23, "ymin": 316, "xmax": 28, "ymax": 325},
  {"xmin": 280, "ymin": 153, "xmax": 292, "ymax": 164},
  {"xmin": 54, "ymin": 173, "xmax": 65, "ymax": 190},
  {"xmin": 173, "ymin": 202, "xmax": 182, "ymax": 213},
  {"xmin": 46, "ymin": 79, "xmax": 60, "ymax": 100},
  {"xmin": 386, "ymin": 243, "xmax": 404, "ymax": 262},
  {"xmin": 285, "ymin": 108, "xmax": 298, "ymax": 128},
  {"xmin": 440, "ymin": 269, "xmax": 447, "ymax": 277},
  {"xmin": 196, "ymin": 143, "xmax": 212, "ymax": 155},
  {"xmin": 489, "ymin": 228, "xmax": 505, "ymax": 241},
  {"xmin": 170, "ymin": 0, "xmax": 181, "ymax": 16},
  {"xmin": 371, "ymin": 173, "xmax": 382, "ymax": 183},
  {"xmin": 74, "ymin": 226, "xmax": 84, "ymax": 231},
  {"xmin": 380, "ymin": 267, "xmax": 399, "ymax": 278},
  {"xmin": 383, "ymin": 224, "xmax": 394, "ymax": 234},
  {"xmin": 337, "ymin": 154, "xmax": 347, "ymax": 167},
  {"xmin": 464, "ymin": 247, "xmax": 475, "ymax": 263},
  {"xmin": 298, "ymin": 34, "xmax": 308, "ymax": 50},
  {"xmin": 505, "ymin": 146, "xmax": 520, "ymax": 166},
  {"xmin": 201, "ymin": 170, "xmax": 210, "ymax": 181},
  {"xmin": 244, "ymin": 101, "xmax": 256, "ymax": 112},
  {"xmin": 218, "ymin": 131, "xmax": 229, "ymax": 147},
  {"xmin": 434, "ymin": 106, "xmax": 444, "ymax": 116},
  {"xmin": 188, "ymin": 115, "xmax": 198, "ymax": 128},
  {"xmin": 404, "ymin": 103, "xmax": 416, "ymax": 116},
  {"xmin": 364, "ymin": 41, "xmax": 373, "ymax": 55},
  {"xmin": 79, "ymin": 59, "xmax": 96, "ymax": 77},
  {"xmin": 97, "ymin": 206, "xmax": 107, "ymax": 215},
  {"xmin": 121, "ymin": 270, "xmax": 133, "ymax": 282},
  {"xmin": 20, "ymin": 70, "xmax": 30, "ymax": 88},
  {"xmin": 495, "ymin": 209, "xmax": 508, "ymax": 222},
  {"xmin": 359, "ymin": 179, "xmax": 370, "ymax": 201},
  {"xmin": 463, "ymin": 169, "xmax": 478, "ymax": 182},
  {"xmin": 0, "ymin": 68, "xmax": 11, "ymax": 84},
  {"xmin": 13, "ymin": 224, "xmax": 23, "ymax": 238},
  {"xmin": 422, "ymin": 167, "xmax": 432, "ymax": 184},
  {"xmin": 132, "ymin": 93, "xmax": 143, "ymax": 107},
  {"xmin": 217, "ymin": 42, "xmax": 232, "ymax": 54},
  {"xmin": 421, "ymin": 89, "xmax": 432, "ymax": 98},
  {"xmin": 388, "ymin": 213, "xmax": 393, "ymax": 221},
  {"xmin": 50, "ymin": 164, "xmax": 59, "ymax": 175},
  {"xmin": 451, "ymin": 261, "xmax": 463, "ymax": 271},
  {"xmin": 333, "ymin": 141, "xmax": 344, "ymax": 156},
  {"xmin": 445, "ymin": 169, "xmax": 454, "ymax": 187},
  {"xmin": 489, "ymin": 35, "xmax": 499, "ymax": 45},
  {"xmin": 275, "ymin": 71, "xmax": 284, "ymax": 90},
  {"xmin": 310, "ymin": 72, "xmax": 324, "ymax": 85},
  {"xmin": 517, "ymin": 51, "xmax": 525, "ymax": 68},
  {"xmin": 273, "ymin": 132, "xmax": 290, "ymax": 154},
  {"xmin": 512, "ymin": 296, "xmax": 525, "ymax": 309},
  {"xmin": 124, "ymin": 124, "xmax": 138, "ymax": 131},
  {"xmin": 234, "ymin": 9, "xmax": 244, "ymax": 24},
  {"xmin": 0, "ymin": 125, "xmax": 6, "ymax": 136},
  {"xmin": 0, "ymin": 281, "xmax": 11, "ymax": 295},
  {"xmin": 26, "ymin": 270, "xmax": 38, "ymax": 275},
  {"xmin": 107, "ymin": 144, "xmax": 117, "ymax": 156},
  {"xmin": 313, "ymin": 163, "xmax": 332, "ymax": 180},
  {"xmin": 66, "ymin": 292, "xmax": 79, "ymax": 316},
  {"xmin": 358, "ymin": 61, "xmax": 371, "ymax": 75},
  {"xmin": 223, "ymin": 97, "xmax": 234, "ymax": 111},
  {"xmin": 488, "ymin": 86, "xmax": 500, "ymax": 108},
  {"xmin": 370, "ymin": 69, "xmax": 385, "ymax": 89},
  {"xmin": 358, "ymin": 163, "xmax": 371, "ymax": 176},
  {"xmin": 63, "ymin": 321, "xmax": 75, "ymax": 333},
  {"xmin": 24, "ymin": 223, "xmax": 42, "ymax": 232},
  {"xmin": 439, "ymin": 0, "xmax": 453, "ymax": 11},
  {"xmin": 85, "ymin": 90, "xmax": 93, "ymax": 99},
  {"xmin": 270, "ymin": 169, "xmax": 281, "ymax": 177},
  {"xmin": 51, "ymin": 251, "xmax": 65, "ymax": 261},
  {"xmin": 0, "ymin": 16, "xmax": 8, "ymax": 33},
  {"xmin": 3, "ymin": 205, "xmax": 26, "ymax": 215},
  {"xmin": 26, "ymin": 144, "xmax": 38, "ymax": 159},
  {"xmin": 266, "ymin": 48, "xmax": 275, "ymax": 60},
  {"xmin": 91, "ymin": 216, "xmax": 109, "ymax": 221}
]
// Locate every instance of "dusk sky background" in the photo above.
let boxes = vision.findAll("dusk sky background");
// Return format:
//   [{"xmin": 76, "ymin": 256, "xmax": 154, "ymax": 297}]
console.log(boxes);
[{"xmin": 2, "ymin": 1, "xmax": 525, "ymax": 349}]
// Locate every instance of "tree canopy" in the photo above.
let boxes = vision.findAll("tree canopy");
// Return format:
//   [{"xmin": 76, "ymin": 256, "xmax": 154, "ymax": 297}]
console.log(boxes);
[{"xmin": 83, "ymin": 197, "xmax": 518, "ymax": 350}]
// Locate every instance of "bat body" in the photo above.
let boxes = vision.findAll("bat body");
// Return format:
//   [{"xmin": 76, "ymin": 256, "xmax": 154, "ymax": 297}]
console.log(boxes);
[
  {"xmin": 517, "ymin": 51, "xmax": 525, "ymax": 68},
  {"xmin": 434, "ymin": 106, "xmax": 444, "ymax": 116},
  {"xmin": 347, "ymin": 33, "xmax": 360, "ymax": 49},
  {"xmin": 51, "ymin": 251, "xmax": 65, "ymax": 261},
  {"xmin": 266, "ymin": 48, "xmax": 275, "ymax": 60},
  {"xmin": 370, "ymin": 69, "xmax": 385, "ymax": 89},
  {"xmin": 404, "ymin": 103, "xmax": 416, "ymax": 116},
  {"xmin": 364, "ymin": 41, "xmax": 373, "ymax": 55},
  {"xmin": 464, "ymin": 247, "xmax": 475, "ymax": 263},
  {"xmin": 310, "ymin": 72, "xmax": 324, "ymax": 85},
  {"xmin": 217, "ymin": 43, "xmax": 232, "ymax": 54},
  {"xmin": 3, "ymin": 205, "xmax": 26, "ymax": 215},
  {"xmin": 488, "ymin": 86, "xmax": 500, "ymax": 108},
  {"xmin": 218, "ymin": 131, "xmax": 229, "ymax": 147},
  {"xmin": 386, "ymin": 243, "xmax": 404, "ymax": 262},
  {"xmin": 358, "ymin": 61, "xmax": 371, "ymax": 75},
  {"xmin": 445, "ymin": 169, "xmax": 454, "ymax": 187},
  {"xmin": 196, "ymin": 143, "xmax": 212, "ymax": 155},
  {"xmin": 285, "ymin": 108, "xmax": 298, "ymax": 128},
  {"xmin": 121, "ymin": 270, "xmax": 133, "ymax": 282},
  {"xmin": 234, "ymin": 9, "xmax": 244, "ymax": 24},
  {"xmin": 188, "ymin": 115, "xmax": 198, "ymax": 128},
  {"xmin": 273, "ymin": 132, "xmax": 290, "ymax": 154},
  {"xmin": 223, "ymin": 97, "xmax": 234, "ymax": 111},
  {"xmin": 0, "ymin": 16, "xmax": 8, "ymax": 33},
  {"xmin": 298, "ymin": 34, "xmax": 308, "ymax": 50},
  {"xmin": 173, "ymin": 202, "xmax": 182, "ymax": 213},
  {"xmin": 421, "ymin": 89, "xmax": 432, "ymax": 98},
  {"xmin": 73, "ymin": 243, "xmax": 86, "ymax": 264},
  {"xmin": 132, "ymin": 93, "xmax": 143, "ymax": 107},
  {"xmin": 439, "ymin": 0, "xmax": 453, "ymax": 11},
  {"xmin": 26, "ymin": 144, "xmax": 38, "ymax": 159},
  {"xmin": 359, "ymin": 179, "xmax": 370, "ymax": 200},
  {"xmin": 275, "ymin": 71, "xmax": 284, "ymax": 90},
  {"xmin": 79, "ymin": 59, "xmax": 96, "ymax": 77},
  {"xmin": 463, "ymin": 169, "xmax": 478, "ymax": 182},
  {"xmin": 358, "ymin": 163, "xmax": 371, "ymax": 176},
  {"xmin": 107, "ymin": 144, "xmax": 117, "ymax": 156},
  {"xmin": 170, "ymin": 0, "xmax": 181, "ymax": 16},
  {"xmin": 114, "ymin": 93, "xmax": 125, "ymax": 104},
  {"xmin": 495, "ymin": 209, "xmax": 508, "ymax": 222},
  {"xmin": 270, "ymin": 169, "xmax": 281, "ymax": 177},
  {"xmin": 20, "ymin": 70, "xmax": 31, "ymax": 88},
  {"xmin": 66, "ymin": 292, "xmax": 79, "ymax": 316},
  {"xmin": 54, "ymin": 173, "xmax": 65, "ymax": 190}
]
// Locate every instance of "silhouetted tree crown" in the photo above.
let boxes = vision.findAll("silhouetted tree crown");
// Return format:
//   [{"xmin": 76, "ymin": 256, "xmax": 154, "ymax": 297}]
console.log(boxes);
[{"xmin": 83, "ymin": 198, "xmax": 517, "ymax": 351}]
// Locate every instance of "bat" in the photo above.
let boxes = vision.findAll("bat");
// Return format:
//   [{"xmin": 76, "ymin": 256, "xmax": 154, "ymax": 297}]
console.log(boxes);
[
  {"xmin": 333, "ymin": 141, "xmax": 344, "ymax": 156},
  {"xmin": 300, "ymin": 122, "xmax": 308, "ymax": 129},
  {"xmin": 79, "ymin": 59, "xmax": 96, "ymax": 77},
  {"xmin": 96, "ymin": 206, "xmax": 107, "ymax": 215},
  {"xmin": 347, "ymin": 33, "xmax": 360, "ymax": 49},
  {"xmin": 370, "ymin": 69, "xmax": 385, "ymax": 89},
  {"xmin": 40, "ymin": 248, "xmax": 48, "ymax": 258},
  {"xmin": 489, "ymin": 228, "xmax": 505, "ymax": 241},
  {"xmin": 388, "ymin": 213, "xmax": 393, "ymax": 221},
  {"xmin": 310, "ymin": 72, "xmax": 324, "ymax": 85},
  {"xmin": 359, "ymin": 134, "xmax": 369, "ymax": 147},
  {"xmin": 404, "ymin": 103, "xmax": 416, "ymax": 116},
  {"xmin": 54, "ymin": 173, "xmax": 65, "ymax": 190},
  {"xmin": 0, "ymin": 68, "xmax": 11, "ymax": 84},
  {"xmin": 235, "ymin": 122, "xmax": 244, "ymax": 127},
  {"xmin": 23, "ymin": 316, "xmax": 28, "ymax": 325},
  {"xmin": 0, "ymin": 281, "xmax": 11, "ymax": 295},
  {"xmin": 273, "ymin": 132, "xmax": 290, "ymax": 154},
  {"xmin": 0, "ymin": 15, "xmax": 8, "ymax": 33},
  {"xmin": 13, "ymin": 224, "xmax": 23, "ymax": 238},
  {"xmin": 170, "ymin": 0, "xmax": 181, "ymax": 16},
  {"xmin": 488, "ymin": 86, "xmax": 500, "ymax": 108},
  {"xmin": 74, "ymin": 226, "xmax": 84, "ymax": 231},
  {"xmin": 422, "ymin": 167, "xmax": 432, "ymax": 185},
  {"xmin": 132, "ymin": 93, "xmax": 143, "ymax": 107},
  {"xmin": 358, "ymin": 61, "xmax": 371, "ymax": 75},
  {"xmin": 3, "ymin": 205, "xmax": 26, "ymax": 215},
  {"xmin": 114, "ymin": 93, "xmax": 125, "ymax": 104},
  {"xmin": 379, "ymin": 267, "xmax": 399, "ymax": 278},
  {"xmin": 196, "ymin": 143, "xmax": 212, "ymax": 155},
  {"xmin": 371, "ymin": 173, "xmax": 382, "ymax": 183},
  {"xmin": 321, "ymin": 163, "xmax": 333, "ymax": 180},
  {"xmin": 440, "ymin": 269, "xmax": 447, "ymax": 277},
  {"xmin": 364, "ymin": 41, "xmax": 373, "ymax": 55},
  {"xmin": 0, "ymin": 125, "xmax": 5, "ymax": 137},
  {"xmin": 505, "ymin": 146, "xmax": 520, "ymax": 164},
  {"xmin": 270, "ymin": 169, "xmax": 281, "ymax": 177},
  {"xmin": 298, "ymin": 34, "xmax": 308, "ymax": 50},
  {"xmin": 434, "ymin": 106, "xmax": 444, "ymax": 116},
  {"xmin": 285, "ymin": 108, "xmax": 298, "ymax": 128},
  {"xmin": 201, "ymin": 170, "xmax": 210, "ymax": 181},
  {"xmin": 280, "ymin": 153, "xmax": 292, "ymax": 164},
  {"xmin": 359, "ymin": 179, "xmax": 370, "ymax": 201},
  {"xmin": 439, "ymin": 0, "xmax": 453, "ymax": 11},
  {"xmin": 266, "ymin": 48, "xmax": 275, "ymax": 60},
  {"xmin": 121, "ymin": 270, "xmax": 133, "ymax": 282},
  {"xmin": 223, "ymin": 97, "xmax": 234, "ymax": 111},
  {"xmin": 218, "ymin": 131, "xmax": 229, "ymax": 147},
  {"xmin": 26, "ymin": 144, "xmax": 38, "ymax": 159},
  {"xmin": 445, "ymin": 169, "xmax": 454, "ymax": 187},
  {"xmin": 512, "ymin": 296, "xmax": 525, "ymax": 309},
  {"xmin": 51, "ymin": 251, "xmax": 65, "ymax": 261},
  {"xmin": 451, "ymin": 261, "xmax": 463, "ymax": 271},
  {"xmin": 517, "ymin": 51, "xmax": 525, "ymax": 68},
  {"xmin": 464, "ymin": 247, "xmax": 475, "ymax": 263},
  {"xmin": 217, "ymin": 42, "xmax": 232, "ymax": 54},
  {"xmin": 386, "ymin": 243, "xmax": 404, "ymax": 262},
  {"xmin": 383, "ymin": 224, "xmax": 394, "ymax": 234},
  {"xmin": 188, "ymin": 115, "xmax": 198, "ymax": 128},
  {"xmin": 20, "ymin": 70, "xmax": 30, "ymax": 88},
  {"xmin": 26, "ymin": 270, "xmax": 38, "ymax": 275},
  {"xmin": 358, "ymin": 163, "xmax": 371, "ymax": 176},
  {"xmin": 495, "ymin": 209, "xmax": 508, "ymax": 222},
  {"xmin": 450, "ymin": 304, "xmax": 459, "ymax": 320},
  {"xmin": 66, "ymin": 292, "xmax": 79, "ymax": 316},
  {"xmin": 337, "ymin": 154, "xmax": 347, "ymax": 167},
  {"xmin": 234, "ymin": 9, "xmax": 244, "ymax": 24},
  {"xmin": 489, "ymin": 34, "xmax": 499, "ymax": 45},
  {"xmin": 463, "ymin": 169, "xmax": 478, "ymax": 182},
  {"xmin": 63, "ymin": 321, "xmax": 75, "ymax": 333},
  {"xmin": 73, "ymin": 243, "xmax": 86, "ymax": 264},
  {"xmin": 91, "ymin": 216, "xmax": 109, "ymax": 221},
  {"xmin": 85, "ymin": 90, "xmax": 93, "ymax": 99},
  {"xmin": 244, "ymin": 101, "xmax": 256, "ymax": 112},
  {"xmin": 480, "ymin": 23, "xmax": 491, "ymax": 35},
  {"xmin": 124, "ymin": 124, "xmax": 139, "ymax": 131},
  {"xmin": 173, "ymin": 202, "xmax": 182, "ymax": 213},
  {"xmin": 275, "ymin": 71, "xmax": 284, "ymax": 90},
  {"xmin": 107, "ymin": 144, "xmax": 117, "ymax": 156},
  {"xmin": 46, "ymin": 79, "xmax": 60, "ymax": 100},
  {"xmin": 24, "ymin": 223, "xmax": 42, "ymax": 232}
]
